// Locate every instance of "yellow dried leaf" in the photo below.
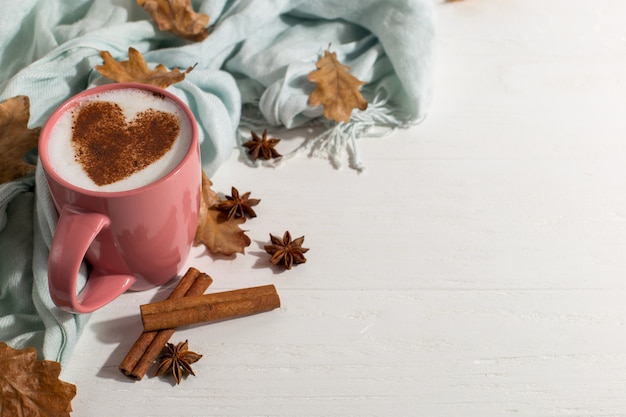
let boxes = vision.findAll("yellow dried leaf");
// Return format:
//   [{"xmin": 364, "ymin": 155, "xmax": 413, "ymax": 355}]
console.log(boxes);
[
  {"xmin": 307, "ymin": 50, "xmax": 368, "ymax": 123},
  {"xmin": 195, "ymin": 171, "xmax": 251, "ymax": 256},
  {"xmin": 95, "ymin": 47, "xmax": 195, "ymax": 88},
  {"xmin": 138, "ymin": 0, "xmax": 210, "ymax": 42},
  {"xmin": 0, "ymin": 96, "xmax": 40, "ymax": 185},
  {"xmin": 0, "ymin": 342, "xmax": 76, "ymax": 417}
]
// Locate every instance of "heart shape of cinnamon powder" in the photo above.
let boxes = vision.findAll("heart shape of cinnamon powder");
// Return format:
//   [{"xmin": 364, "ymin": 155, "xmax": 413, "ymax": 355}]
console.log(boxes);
[{"xmin": 71, "ymin": 101, "xmax": 180, "ymax": 186}]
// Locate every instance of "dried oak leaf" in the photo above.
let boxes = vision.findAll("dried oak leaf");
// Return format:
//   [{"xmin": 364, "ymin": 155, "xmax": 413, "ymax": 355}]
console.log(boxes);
[
  {"xmin": 138, "ymin": 0, "xmax": 210, "ymax": 42},
  {"xmin": 307, "ymin": 49, "xmax": 368, "ymax": 123},
  {"xmin": 95, "ymin": 47, "xmax": 195, "ymax": 88},
  {"xmin": 0, "ymin": 342, "xmax": 76, "ymax": 417},
  {"xmin": 0, "ymin": 96, "xmax": 40, "ymax": 185},
  {"xmin": 195, "ymin": 171, "xmax": 251, "ymax": 256}
]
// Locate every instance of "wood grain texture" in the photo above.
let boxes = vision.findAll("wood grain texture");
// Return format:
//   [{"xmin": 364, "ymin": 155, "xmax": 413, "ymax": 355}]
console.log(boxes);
[{"xmin": 61, "ymin": 0, "xmax": 626, "ymax": 415}]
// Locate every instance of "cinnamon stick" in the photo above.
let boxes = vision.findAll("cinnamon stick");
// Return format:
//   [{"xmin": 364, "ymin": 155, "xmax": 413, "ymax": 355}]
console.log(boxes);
[
  {"xmin": 140, "ymin": 285, "xmax": 278, "ymax": 316},
  {"xmin": 140, "ymin": 285, "xmax": 280, "ymax": 332},
  {"xmin": 118, "ymin": 267, "xmax": 213, "ymax": 380}
]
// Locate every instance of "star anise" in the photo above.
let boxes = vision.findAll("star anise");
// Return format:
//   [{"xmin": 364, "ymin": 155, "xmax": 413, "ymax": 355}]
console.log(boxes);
[
  {"xmin": 264, "ymin": 231, "xmax": 309, "ymax": 270},
  {"xmin": 156, "ymin": 340, "xmax": 202, "ymax": 384},
  {"xmin": 242, "ymin": 129, "xmax": 281, "ymax": 161},
  {"xmin": 212, "ymin": 186, "xmax": 260, "ymax": 220}
]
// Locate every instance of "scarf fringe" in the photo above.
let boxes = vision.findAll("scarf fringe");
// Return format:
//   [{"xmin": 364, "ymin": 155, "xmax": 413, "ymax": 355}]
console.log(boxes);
[{"xmin": 238, "ymin": 97, "xmax": 414, "ymax": 172}]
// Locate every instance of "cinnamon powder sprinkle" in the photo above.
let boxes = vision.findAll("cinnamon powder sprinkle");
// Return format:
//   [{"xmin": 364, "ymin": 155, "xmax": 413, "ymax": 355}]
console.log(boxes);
[{"xmin": 71, "ymin": 101, "xmax": 180, "ymax": 186}]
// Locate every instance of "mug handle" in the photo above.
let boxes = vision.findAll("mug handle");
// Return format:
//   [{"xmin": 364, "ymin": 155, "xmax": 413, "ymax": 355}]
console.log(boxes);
[{"xmin": 48, "ymin": 206, "xmax": 136, "ymax": 314}]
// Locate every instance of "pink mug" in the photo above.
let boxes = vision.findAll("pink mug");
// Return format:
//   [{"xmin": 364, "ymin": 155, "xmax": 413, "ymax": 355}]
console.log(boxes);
[{"xmin": 39, "ymin": 83, "xmax": 201, "ymax": 314}]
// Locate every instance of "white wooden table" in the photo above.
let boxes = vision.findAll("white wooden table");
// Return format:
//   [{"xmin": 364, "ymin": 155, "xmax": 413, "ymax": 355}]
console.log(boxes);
[{"xmin": 62, "ymin": 1, "xmax": 626, "ymax": 415}]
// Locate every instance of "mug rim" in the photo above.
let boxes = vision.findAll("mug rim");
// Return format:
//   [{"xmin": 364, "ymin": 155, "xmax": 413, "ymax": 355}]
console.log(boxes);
[{"xmin": 39, "ymin": 82, "xmax": 200, "ymax": 198}]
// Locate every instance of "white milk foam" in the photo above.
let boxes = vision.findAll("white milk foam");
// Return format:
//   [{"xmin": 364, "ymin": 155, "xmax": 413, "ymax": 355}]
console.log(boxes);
[{"xmin": 47, "ymin": 88, "xmax": 192, "ymax": 192}]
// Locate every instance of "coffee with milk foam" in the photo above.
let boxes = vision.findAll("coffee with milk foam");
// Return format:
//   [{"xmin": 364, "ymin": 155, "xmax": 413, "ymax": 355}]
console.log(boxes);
[{"xmin": 47, "ymin": 88, "xmax": 192, "ymax": 192}]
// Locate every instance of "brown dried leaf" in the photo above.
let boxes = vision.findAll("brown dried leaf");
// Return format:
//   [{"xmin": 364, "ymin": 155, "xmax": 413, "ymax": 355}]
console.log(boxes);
[
  {"xmin": 0, "ymin": 342, "xmax": 76, "ymax": 417},
  {"xmin": 0, "ymin": 96, "xmax": 40, "ymax": 185},
  {"xmin": 138, "ymin": 0, "xmax": 210, "ymax": 42},
  {"xmin": 195, "ymin": 171, "xmax": 251, "ymax": 256},
  {"xmin": 307, "ymin": 49, "xmax": 368, "ymax": 123},
  {"xmin": 95, "ymin": 47, "xmax": 195, "ymax": 88}
]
